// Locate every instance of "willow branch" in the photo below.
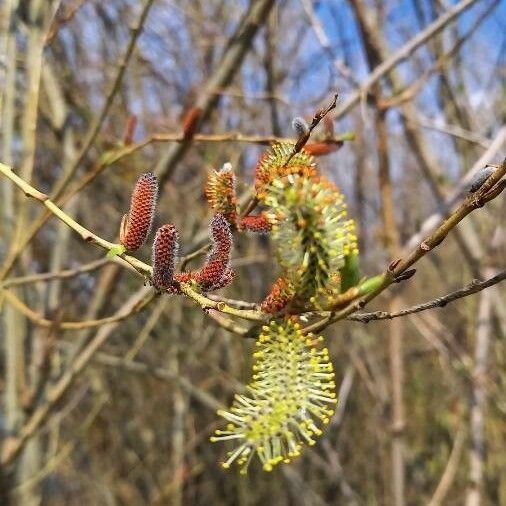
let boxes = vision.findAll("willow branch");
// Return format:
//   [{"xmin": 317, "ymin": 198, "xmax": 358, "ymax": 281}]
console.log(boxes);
[
  {"xmin": 0, "ymin": 162, "xmax": 265, "ymax": 324},
  {"xmin": 1, "ymin": 258, "xmax": 110, "ymax": 288},
  {"xmin": 304, "ymin": 159, "xmax": 506, "ymax": 334},
  {"xmin": 2, "ymin": 158, "xmax": 504, "ymax": 335},
  {"xmin": 1, "ymin": 289, "xmax": 155, "ymax": 330},
  {"xmin": 349, "ymin": 270, "xmax": 506, "ymax": 323}
]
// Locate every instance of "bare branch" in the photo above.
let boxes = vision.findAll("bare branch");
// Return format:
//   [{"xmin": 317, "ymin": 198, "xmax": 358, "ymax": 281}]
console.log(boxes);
[{"xmin": 349, "ymin": 271, "xmax": 506, "ymax": 323}]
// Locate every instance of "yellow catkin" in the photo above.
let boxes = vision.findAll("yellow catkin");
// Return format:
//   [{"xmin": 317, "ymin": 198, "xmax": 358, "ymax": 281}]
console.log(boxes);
[{"xmin": 211, "ymin": 318, "xmax": 337, "ymax": 473}]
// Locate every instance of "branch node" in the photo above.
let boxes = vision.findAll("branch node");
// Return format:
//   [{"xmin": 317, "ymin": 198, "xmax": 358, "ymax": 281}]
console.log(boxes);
[{"xmin": 388, "ymin": 258, "xmax": 402, "ymax": 272}]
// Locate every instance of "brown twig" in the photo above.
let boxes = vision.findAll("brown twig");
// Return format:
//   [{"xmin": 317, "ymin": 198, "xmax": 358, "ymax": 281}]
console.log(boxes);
[
  {"xmin": 1, "ymin": 258, "xmax": 110, "ymax": 288},
  {"xmin": 348, "ymin": 270, "xmax": 506, "ymax": 323},
  {"xmin": 1, "ymin": 289, "xmax": 155, "ymax": 330},
  {"xmin": 304, "ymin": 158, "xmax": 506, "ymax": 335},
  {"xmin": 283, "ymin": 93, "xmax": 339, "ymax": 167}
]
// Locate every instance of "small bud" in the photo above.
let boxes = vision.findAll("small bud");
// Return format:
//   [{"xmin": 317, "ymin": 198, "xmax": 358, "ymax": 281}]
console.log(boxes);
[
  {"xmin": 292, "ymin": 116, "xmax": 310, "ymax": 137},
  {"xmin": 152, "ymin": 224, "xmax": 179, "ymax": 290},
  {"xmin": 182, "ymin": 106, "xmax": 202, "ymax": 140},
  {"xmin": 120, "ymin": 173, "xmax": 158, "ymax": 251},
  {"xmin": 468, "ymin": 166, "xmax": 496, "ymax": 193},
  {"xmin": 304, "ymin": 142, "xmax": 340, "ymax": 157}
]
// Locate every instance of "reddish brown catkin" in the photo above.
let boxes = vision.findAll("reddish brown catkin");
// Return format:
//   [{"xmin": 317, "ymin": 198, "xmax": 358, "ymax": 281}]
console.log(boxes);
[
  {"xmin": 260, "ymin": 276, "xmax": 294, "ymax": 313},
  {"xmin": 152, "ymin": 224, "xmax": 179, "ymax": 290},
  {"xmin": 239, "ymin": 214, "xmax": 272, "ymax": 233},
  {"xmin": 120, "ymin": 173, "xmax": 158, "ymax": 251},
  {"xmin": 194, "ymin": 214, "xmax": 233, "ymax": 290}
]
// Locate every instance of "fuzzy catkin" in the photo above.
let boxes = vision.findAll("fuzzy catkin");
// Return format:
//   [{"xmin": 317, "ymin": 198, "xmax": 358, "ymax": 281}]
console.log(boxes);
[
  {"xmin": 291, "ymin": 116, "xmax": 310, "ymax": 137},
  {"xmin": 193, "ymin": 214, "xmax": 233, "ymax": 290},
  {"xmin": 205, "ymin": 164, "xmax": 238, "ymax": 224},
  {"xmin": 239, "ymin": 214, "xmax": 272, "ymax": 233},
  {"xmin": 120, "ymin": 172, "xmax": 158, "ymax": 251},
  {"xmin": 212, "ymin": 318, "xmax": 337, "ymax": 473},
  {"xmin": 152, "ymin": 224, "xmax": 179, "ymax": 290}
]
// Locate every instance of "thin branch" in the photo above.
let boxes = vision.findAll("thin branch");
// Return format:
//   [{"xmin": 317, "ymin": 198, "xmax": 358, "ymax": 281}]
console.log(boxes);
[
  {"xmin": 304, "ymin": 158, "xmax": 506, "ymax": 334},
  {"xmin": 404, "ymin": 127, "xmax": 506, "ymax": 250},
  {"xmin": 349, "ymin": 271, "xmax": 506, "ymax": 323},
  {"xmin": 1, "ymin": 289, "xmax": 155, "ymax": 330},
  {"xmin": 0, "ymin": 162, "xmax": 265, "ymax": 323},
  {"xmin": 403, "ymin": 115, "xmax": 492, "ymax": 149},
  {"xmin": 205, "ymin": 309, "xmax": 249, "ymax": 336},
  {"xmin": 300, "ymin": 0, "xmax": 359, "ymax": 87},
  {"xmin": 428, "ymin": 426, "xmax": 466, "ymax": 506},
  {"xmin": 50, "ymin": 0, "xmax": 156, "ymax": 198},
  {"xmin": 1, "ymin": 258, "xmax": 110, "ymax": 288}
]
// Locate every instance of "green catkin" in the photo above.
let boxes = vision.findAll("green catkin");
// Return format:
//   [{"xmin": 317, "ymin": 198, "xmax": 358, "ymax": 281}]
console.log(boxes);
[
  {"xmin": 262, "ymin": 168, "xmax": 358, "ymax": 307},
  {"xmin": 211, "ymin": 318, "xmax": 337, "ymax": 474}
]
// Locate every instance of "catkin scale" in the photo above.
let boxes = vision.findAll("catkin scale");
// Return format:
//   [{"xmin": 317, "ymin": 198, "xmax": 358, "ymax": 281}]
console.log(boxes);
[{"xmin": 120, "ymin": 172, "xmax": 158, "ymax": 251}]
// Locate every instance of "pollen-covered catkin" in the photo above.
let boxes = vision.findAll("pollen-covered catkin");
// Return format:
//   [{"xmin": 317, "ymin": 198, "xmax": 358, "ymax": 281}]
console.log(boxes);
[
  {"xmin": 152, "ymin": 224, "xmax": 179, "ymax": 290},
  {"xmin": 211, "ymin": 318, "xmax": 337, "ymax": 473},
  {"xmin": 205, "ymin": 164, "xmax": 238, "ymax": 225},
  {"xmin": 120, "ymin": 172, "xmax": 158, "ymax": 251}
]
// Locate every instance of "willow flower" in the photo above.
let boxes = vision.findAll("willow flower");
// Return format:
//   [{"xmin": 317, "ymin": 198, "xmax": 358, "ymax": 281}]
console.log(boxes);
[
  {"xmin": 211, "ymin": 318, "xmax": 337, "ymax": 473},
  {"xmin": 120, "ymin": 172, "xmax": 158, "ymax": 251}
]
